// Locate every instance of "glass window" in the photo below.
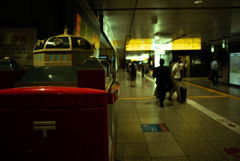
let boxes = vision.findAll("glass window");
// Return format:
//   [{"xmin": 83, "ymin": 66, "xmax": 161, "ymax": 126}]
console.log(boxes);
[
  {"xmin": 56, "ymin": 54, "xmax": 60, "ymax": 61},
  {"xmin": 71, "ymin": 37, "xmax": 92, "ymax": 49},
  {"xmin": 35, "ymin": 54, "xmax": 38, "ymax": 62},
  {"xmin": 49, "ymin": 54, "xmax": 53, "ymax": 61},
  {"xmin": 39, "ymin": 54, "xmax": 42, "ymax": 62},
  {"xmin": 63, "ymin": 54, "xmax": 67, "ymax": 61},
  {"xmin": 46, "ymin": 37, "xmax": 70, "ymax": 49}
]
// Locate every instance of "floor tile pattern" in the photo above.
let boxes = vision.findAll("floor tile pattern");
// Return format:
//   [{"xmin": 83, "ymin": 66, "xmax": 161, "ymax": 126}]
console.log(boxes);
[{"xmin": 114, "ymin": 70, "xmax": 240, "ymax": 161}]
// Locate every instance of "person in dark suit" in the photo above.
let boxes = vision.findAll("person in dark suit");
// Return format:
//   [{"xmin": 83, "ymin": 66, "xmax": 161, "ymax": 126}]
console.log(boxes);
[
  {"xmin": 129, "ymin": 62, "xmax": 138, "ymax": 87},
  {"xmin": 152, "ymin": 59, "xmax": 172, "ymax": 107}
]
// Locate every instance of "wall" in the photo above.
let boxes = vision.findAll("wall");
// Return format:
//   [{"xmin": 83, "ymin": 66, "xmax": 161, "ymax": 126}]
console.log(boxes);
[
  {"xmin": 1, "ymin": 0, "xmax": 101, "ymax": 65},
  {"xmin": 172, "ymin": 50, "xmax": 212, "ymax": 77},
  {"xmin": 216, "ymin": 49, "xmax": 229, "ymax": 84}
]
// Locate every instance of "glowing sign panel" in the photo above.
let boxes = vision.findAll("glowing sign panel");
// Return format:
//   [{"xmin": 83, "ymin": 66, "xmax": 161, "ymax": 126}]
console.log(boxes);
[
  {"xmin": 126, "ymin": 39, "xmax": 151, "ymax": 51},
  {"xmin": 126, "ymin": 38, "xmax": 201, "ymax": 51},
  {"xmin": 172, "ymin": 38, "xmax": 201, "ymax": 50}
]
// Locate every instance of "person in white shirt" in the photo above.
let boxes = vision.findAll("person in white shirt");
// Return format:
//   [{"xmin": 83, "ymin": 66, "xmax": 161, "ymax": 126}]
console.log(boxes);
[
  {"xmin": 183, "ymin": 60, "xmax": 187, "ymax": 77},
  {"xmin": 179, "ymin": 61, "xmax": 184, "ymax": 80},
  {"xmin": 211, "ymin": 57, "xmax": 218, "ymax": 85},
  {"xmin": 168, "ymin": 57, "xmax": 181, "ymax": 101}
]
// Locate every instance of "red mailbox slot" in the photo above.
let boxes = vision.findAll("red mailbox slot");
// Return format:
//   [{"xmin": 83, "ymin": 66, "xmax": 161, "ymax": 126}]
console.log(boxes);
[{"xmin": 0, "ymin": 87, "xmax": 109, "ymax": 161}]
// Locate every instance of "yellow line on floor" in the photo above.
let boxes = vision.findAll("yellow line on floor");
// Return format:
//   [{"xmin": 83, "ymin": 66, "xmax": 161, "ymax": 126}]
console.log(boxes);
[
  {"xmin": 118, "ymin": 97, "xmax": 156, "ymax": 100},
  {"xmin": 187, "ymin": 95, "xmax": 228, "ymax": 99},
  {"xmin": 185, "ymin": 77, "xmax": 207, "ymax": 79},
  {"xmin": 183, "ymin": 81, "xmax": 240, "ymax": 100},
  {"xmin": 119, "ymin": 95, "xmax": 230, "ymax": 100}
]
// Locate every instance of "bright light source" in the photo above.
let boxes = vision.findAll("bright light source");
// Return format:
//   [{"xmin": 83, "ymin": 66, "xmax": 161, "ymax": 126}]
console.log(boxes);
[
  {"xmin": 211, "ymin": 45, "xmax": 214, "ymax": 53},
  {"xmin": 194, "ymin": 0, "xmax": 203, "ymax": 4},
  {"xmin": 154, "ymin": 50, "xmax": 165, "ymax": 55},
  {"xmin": 154, "ymin": 55, "xmax": 160, "ymax": 67},
  {"xmin": 155, "ymin": 37, "xmax": 160, "ymax": 40},
  {"xmin": 222, "ymin": 40, "xmax": 225, "ymax": 48}
]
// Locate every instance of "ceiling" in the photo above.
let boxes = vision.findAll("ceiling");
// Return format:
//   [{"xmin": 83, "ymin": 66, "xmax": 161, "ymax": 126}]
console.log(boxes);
[{"xmin": 91, "ymin": 0, "xmax": 240, "ymax": 54}]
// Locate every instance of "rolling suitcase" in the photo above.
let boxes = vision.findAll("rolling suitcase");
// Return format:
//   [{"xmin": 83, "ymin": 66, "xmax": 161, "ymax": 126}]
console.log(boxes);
[{"xmin": 178, "ymin": 81, "xmax": 187, "ymax": 103}]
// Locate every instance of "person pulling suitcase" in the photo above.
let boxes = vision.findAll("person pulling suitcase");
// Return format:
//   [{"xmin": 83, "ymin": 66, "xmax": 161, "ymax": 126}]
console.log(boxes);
[{"xmin": 168, "ymin": 57, "xmax": 182, "ymax": 102}]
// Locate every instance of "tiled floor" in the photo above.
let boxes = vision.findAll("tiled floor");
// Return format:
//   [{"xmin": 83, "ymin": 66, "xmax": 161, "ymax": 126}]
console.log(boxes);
[{"xmin": 113, "ymin": 70, "xmax": 240, "ymax": 161}]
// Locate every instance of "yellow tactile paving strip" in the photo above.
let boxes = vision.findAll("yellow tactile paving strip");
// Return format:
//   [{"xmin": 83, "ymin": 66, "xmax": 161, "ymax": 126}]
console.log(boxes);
[
  {"xmin": 119, "ymin": 81, "xmax": 240, "ymax": 100},
  {"xmin": 183, "ymin": 81, "xmax": 240, "ymax": 100},
  {"xmin": 119, "ymin": 97, "xmax": 156, "ymax": 100},
  {"xmin": 187, "ymin": 95, "xmax": 228, "ymax": 98}
]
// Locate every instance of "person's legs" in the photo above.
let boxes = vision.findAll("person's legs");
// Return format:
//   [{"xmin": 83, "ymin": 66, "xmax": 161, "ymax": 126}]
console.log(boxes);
[
  {"xmin": 161, "ymin": 91, "xmax": 166, "ymax": 107},
  {"xmin": 184, "ymin": 69, "xmax": 187, "ymax": 77},
  {"xmin": 133, "ymin": 80, "xmax": 136, "ymax": 87},
  {"xmin": 168, "ymin": 80, "xmax": 177, "ymax": 100},
  {"xmin": 215, "ymin": 71, "xmax": 219, "ymax": 85},
  {"xmin": 158, "ymin": 86, "xmax": 166, "ymax": 107},
  {"xmin": 211, "ymin": 70, "xmax": 216, "ymax": 85},
  {"xmin": 175, "ymin": 80, "xmax": 181, "ymax": 101},
  {"xmin": 181, "ymin": 70, "xmax": 183, "ymax": 79},
  {"xmin": 212, "ymin": 70, "xmax": 218, "ymax": 85}
]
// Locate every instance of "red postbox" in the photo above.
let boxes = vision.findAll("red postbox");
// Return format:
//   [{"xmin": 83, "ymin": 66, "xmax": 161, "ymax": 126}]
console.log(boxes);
[
  {"xmin": 77, "ymin": 55, "xmax": 119, "ymax": 160},
  {"xmin": 0, "ymin": 86, "xmax": 109, "ymax": 161}
]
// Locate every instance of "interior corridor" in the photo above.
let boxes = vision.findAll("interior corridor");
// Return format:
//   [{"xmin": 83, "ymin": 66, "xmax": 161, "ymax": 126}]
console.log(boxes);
[{"xmin": 113, "ymin": 69, "xmax": 240, "ymax": 161}]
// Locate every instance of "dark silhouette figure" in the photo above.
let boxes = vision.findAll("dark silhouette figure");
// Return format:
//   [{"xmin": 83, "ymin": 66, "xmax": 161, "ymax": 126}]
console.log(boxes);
[
  {"xmin": 129, "ymin": 62, "xmax": 137, "ymax": 87},
  {"xmin": 211, "ymin": 57, "xmax": 218, "ymax": 86},
  {"xmin": 153, "ymin": 59, "xmax": 172, "ymax": 107}
]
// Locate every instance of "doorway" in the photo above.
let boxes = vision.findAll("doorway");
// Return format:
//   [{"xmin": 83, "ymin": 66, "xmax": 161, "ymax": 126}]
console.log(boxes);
[{"xmin": 179, "ymin": 55, "xmax": 190, "ymax": 77}]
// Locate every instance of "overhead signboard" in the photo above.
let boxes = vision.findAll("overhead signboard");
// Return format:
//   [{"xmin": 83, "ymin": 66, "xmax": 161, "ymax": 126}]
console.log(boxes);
[
  {"xmin": 126, "ymin": 38, "xmax": 201, "ymax": 51},
  {"xmin": 172, "ymin": 38, "xmax": 201, "ymax": 50},
  {"xmin": 126, "ymin": 39, "xmax": 151, "ymax": 51}
]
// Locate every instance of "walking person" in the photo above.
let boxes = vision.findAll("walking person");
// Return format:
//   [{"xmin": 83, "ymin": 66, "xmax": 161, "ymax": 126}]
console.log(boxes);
[
  {"xmin": 211, "ymin": 57, "xmax": 218, "ymax": 86},
  {"xmin": 141, "ymin": 63, "xmax": 145, "ymax": 77},
  {"xmin": 179, "ymin": 60, "xmax": 184, "ymax": 80},
  {"xmin": 168, "ymin": 57, "xmax": 182, "ymax": 102},
  {"xmin": 129, "ymin": 62, "xmax": 138, "ymax": 87},
  {"xmin": 169, "ymin": 60, "xmax": 173, "ymax": 70},
  {"xmin": 153, "ymin": 59, "xmax": 172, "ymax": 107},
  {"xmin": 183, "ymin": 60, "xmax": 187, "ymax": 77}
]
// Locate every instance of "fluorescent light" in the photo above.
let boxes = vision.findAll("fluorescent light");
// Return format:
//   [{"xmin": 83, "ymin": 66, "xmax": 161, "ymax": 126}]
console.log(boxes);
[
  {"xmin": 194, "ymin": 0, "xmax": 203, "ymax": 4},
  {"xmin": 222, "ymin": 40, "xmax": 225, "ymax": 48},
  {"xmin": 211, "ymin": 45, "xmax": 214, "ymax": 53}
]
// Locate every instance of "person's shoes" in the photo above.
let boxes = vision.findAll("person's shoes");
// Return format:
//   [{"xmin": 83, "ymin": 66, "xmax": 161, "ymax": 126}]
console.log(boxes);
[
  {"xmin": 177, "ymin": 98, "xmax": 183, "ymax": 103},
  {"xmin": 160, "ymin": 103, "xmax": 164, "ymax": 107},
  {"xmin": 168, "ymin": 97, "xmax": 174, "ymax": 101},
  {"xmin": 133, "ymin": 85, "xmax": 135, "ymax": 87},
  {"xmin": 131, "ymin": 84, "xmax": 133, "ymax": 87}
]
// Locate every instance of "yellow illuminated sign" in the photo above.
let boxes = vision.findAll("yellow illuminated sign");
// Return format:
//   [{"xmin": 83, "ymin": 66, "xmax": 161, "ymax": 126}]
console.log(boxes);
[
  {"xmin": 172, "ymin": 38, "xmax": 201, "ymax": 50},
  {"xmin": 126, "ymin": 38, "xmax": 201, "ymax": 51},
  {"xmin": 126, "ymin": 39, "xmax": 151, "ymax": 51}
]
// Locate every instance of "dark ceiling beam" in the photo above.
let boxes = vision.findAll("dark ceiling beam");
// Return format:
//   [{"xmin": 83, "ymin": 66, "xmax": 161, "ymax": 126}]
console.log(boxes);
[
  {"xmin": 202, "ymin": 33, "xmax": 240, "ymax": 44},
  {"xmin": 93, "ymin": 6, "xmax": 240, "ymax": 11},
  {"xmin": 129, "ymin": 0, "xmax": 138, "ymax": 35}
]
